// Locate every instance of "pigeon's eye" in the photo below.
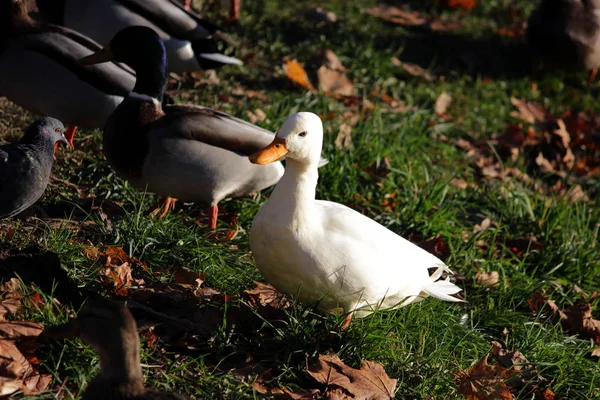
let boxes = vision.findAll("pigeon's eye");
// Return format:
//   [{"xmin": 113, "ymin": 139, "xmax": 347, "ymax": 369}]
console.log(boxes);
[
  {"xmin": 55, "ymin": 128, "xmax": 61, "ymax": 133},
  {"xmin": 299, "ymin": 131, "xmax": 307, "ymax": 137}
]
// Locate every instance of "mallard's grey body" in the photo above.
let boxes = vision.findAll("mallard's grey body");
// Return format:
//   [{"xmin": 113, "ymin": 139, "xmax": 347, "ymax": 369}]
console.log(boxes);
[
  {"xmin": 36, "ymin": 0, "xmax": 242, "ymax": 73},
  {"xmin": 0, "ymin": 0, "xmax": 135, "ymax": 128}
]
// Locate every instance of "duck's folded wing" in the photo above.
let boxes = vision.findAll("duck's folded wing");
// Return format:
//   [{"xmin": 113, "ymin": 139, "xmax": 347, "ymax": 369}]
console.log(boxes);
[
  {"xmin": 16, "ymin": 26, "xmax": 135, "ymax": 96},
  {"xmin": 160, "ymin": 104, "xmax": 277, "ymax": 155},
  {"xmin": 117, "ymin": 0, "xmax": 217, "ymax": 40}
]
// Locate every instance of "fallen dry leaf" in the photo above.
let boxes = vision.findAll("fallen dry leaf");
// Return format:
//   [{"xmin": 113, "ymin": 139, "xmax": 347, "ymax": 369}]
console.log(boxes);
[
  {"xmin": 0, "ymin": 279, "xmax": 23, "ymax": 321},
  {"xmin": 510, "ymin": 98, "xmax": 546, "ymax": 125},
  {"xmin": 83, "ymin": 246, "xmax": 100, "ymax": 260},
  {"xmin": 0, "ymin": 321, "xmax": 49, "ymax": 396},
  {"xmin": 391, "ymin": 57, "xmax": 434, "ymax": 81},
  {"xmin": 435, "ymin": 92, "xmax": 452, "ymax": 116},
  {"xmin": 455, "ymin": 353, "xmax": 515, "ymax": 400},
  {"xmin": 315, "ymin": 50, "xmax": 354, "ymax": 96},
  {"xmin": 0, "ymin": 322, "xmax": 43, "ymax": 339},
  {"xmin": 491, "ymin": 342, "xmax": 537, "ymax": 390},
  {"xmin": 450, "ymin": 178, "xmax": 469, "ymax": 189},
  {"xmin": 335, "ymin": 123, "xmax": 353, "ymax": 149},
  {"xmin": 319, "ymin": 49, "xmax": 347, "ymax": 72},
  {"xmin": 174, "ymin": 267, "xmax": 220, "ymax": 299},
  {"xmin": 317, "ymin": 67, "xmax": 354, "ymax": 96},
  {"xmin": 245, "ymin": 281, "xmax": 291, "ymax": 310},
  {"xmin": 443, "ymin": 0, "xmax": 477, "ymax": 10},
  {"xmin": 366, "ymin": 5, "xmax": 427, "ymax": 26},
  {"xmin": 528, "ymin": 293, "xmax": 600, "ymax": 344},
  {"xmin": 307, "ymin": 353, "xmax": 397, "ymax": 400},
  {"xmin": 475, "ymin": 271, "xmax": 500, "ymax": 288},
  {"xmin": 367, "ymin": 5, "xmax": 462, "ymax": 32},
  {"xmin": 99, "ymin": 246, "xmax": 136, "ymax": 266},
  {"xmin": 305, "ymin": 7, "xmax": 337, "ymax": 25},
  {"xmin": 230, "ymin": 87, "xmax": 269, "ymax": 101},
  {"xmin": 506, "ymin": 237, "xmax": 542, "ymax": 258},
  {"xmin": 283, "ymin": 59, "xmax": 315, "ymax": 91},
  {"xmin": 562, "ymin": 300, "xmax": 600, "ymax": 343},
  {"xmin": 100, "ymin": 264, "xmax": 145, "ymax": 297},
  {"xmin": 247, "ymin": 109, "xmax": 267, "ymax": 124},
  {"xmin": 407, "ymin": 234, "xmax": 450, "ymax": 260}
]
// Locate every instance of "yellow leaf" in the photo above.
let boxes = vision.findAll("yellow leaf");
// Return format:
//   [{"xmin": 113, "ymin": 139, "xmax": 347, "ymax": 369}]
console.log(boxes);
[{"xmin": 283, "ymin": 59, "xmax": 314, "ymax": 91}]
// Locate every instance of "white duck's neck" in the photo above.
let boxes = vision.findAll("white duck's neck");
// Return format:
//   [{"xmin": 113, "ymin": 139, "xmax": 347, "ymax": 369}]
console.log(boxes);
[{"xmin": 269, "ymin": 158, "xmax": 319, "ymax": 220}]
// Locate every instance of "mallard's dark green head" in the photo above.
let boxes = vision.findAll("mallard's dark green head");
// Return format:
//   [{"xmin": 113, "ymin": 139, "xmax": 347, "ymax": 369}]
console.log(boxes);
[
  {"xmin": 79, "ymin": 26, "xmax": 168, "ymax": 100},
  {"xmin": 109, "ymin": 26, "xmax": 167, "ymax": 73}
]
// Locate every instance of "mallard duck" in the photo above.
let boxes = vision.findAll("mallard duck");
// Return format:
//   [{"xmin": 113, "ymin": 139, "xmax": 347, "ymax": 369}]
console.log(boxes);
[
  {"xmin": 0, "ymin": 117, "xmax": 68, "ymax": 218},
  {"xmin": 527, "ymin": 0, "xmax": 600, "ymax": 83},
  {"xmin": 44, "ymin": 298, "xmax": 186, "ymax": 400},
  {"xmin": 0, "ymin": 0, "xmax": 136, "ymax": 140},
  {"xmin": 77, "ymin": 26, "xmax": 284, "ymax": 229},
  {"xmin": 248, "ymin": 113, "xmax": 462, "ymax": 327},
  {"xmin": 36, "ymin": 0, "xmax": 242, "ymax": 73}
]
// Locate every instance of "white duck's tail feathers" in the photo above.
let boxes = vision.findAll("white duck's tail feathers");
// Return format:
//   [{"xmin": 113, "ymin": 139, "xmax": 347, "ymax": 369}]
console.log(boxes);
[{"xmin": 422, "ymin": 264, "xmax": 463, "ymax": 303}]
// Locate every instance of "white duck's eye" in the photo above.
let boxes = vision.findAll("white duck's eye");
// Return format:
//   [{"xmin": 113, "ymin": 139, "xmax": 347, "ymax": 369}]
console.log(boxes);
[{"xmin": 299, "ymin": 131, "xmax": 307, "ymax": 137}]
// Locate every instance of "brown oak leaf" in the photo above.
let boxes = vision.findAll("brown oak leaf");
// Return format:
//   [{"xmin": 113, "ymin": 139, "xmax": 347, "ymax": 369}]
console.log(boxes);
[
  {"xmin": 455, "ymin": 354, "xmax": 514, "ymax": 399},
  {"xmin": 245, "ymin": 281, "xmax": 291, "ymax": 310},
  {"xmin": 100, "ymin": 264, "xmax": 145, "ymax": 297},
  {"xmin": 307, "ymin": 353, "xmax": 397, "ymax": 400}
]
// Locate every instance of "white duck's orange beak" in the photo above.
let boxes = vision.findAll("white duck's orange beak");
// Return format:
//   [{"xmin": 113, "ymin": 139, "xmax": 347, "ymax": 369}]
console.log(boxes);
[{"xmin": 249, "ymin": 137, "xmax": 288, "ymax": 165}]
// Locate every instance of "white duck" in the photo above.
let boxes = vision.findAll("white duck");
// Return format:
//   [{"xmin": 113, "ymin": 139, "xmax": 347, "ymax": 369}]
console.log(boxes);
[{"xmin": 249, "ymin": 112, "xmax": 462, "ymax": 327}]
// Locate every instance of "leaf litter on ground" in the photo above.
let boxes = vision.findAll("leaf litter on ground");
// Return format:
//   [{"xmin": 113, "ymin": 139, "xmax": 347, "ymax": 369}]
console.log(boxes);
[
  {"xmin": 529, "ymin": 292, "xmax": 600, "ymax": 347},
  {"xmin": 366, "ymin": 5, "xmax": 463, "ymax": 32},
  {"xmin": 455, "ymin": 98, "xmax": 598, "ymax": 204},
  {"xmin": 306, "ymin": 353, "xmax": 397, "ymax": 400},
  {"xmin": 0, "ymin": 282, "xmax": 50, "ymax": 396},
  {"xmin": 455, "ymin": 341, "xmax": 557, "ymax": 400}
]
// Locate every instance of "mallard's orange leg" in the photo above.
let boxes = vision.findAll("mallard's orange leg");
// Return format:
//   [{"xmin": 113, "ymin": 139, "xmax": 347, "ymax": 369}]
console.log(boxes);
[
  {"xmin": 183, "ymin": 0, "xmax": 192, "ymax": 10},
  {"xmin": 209, "ymin": 205, "xmax": 218, "ymax": 230},
  {"xmin": 530, "ymin": 60, "xmax": 538, "ymax": 92},
  {"xmin": 226, "ymin": 0, "xmax": 240, "ymax": 22},
  {"xmin": 588, "ymin": 68, "xmax": 598, "ymax": 86},
  {"xmin": 341, "ymin": 313, "xmax": 353, "ymax": 330},
  {"xmin": 150, "ymin": 197, "xmax": 178, "ymax": 218}
]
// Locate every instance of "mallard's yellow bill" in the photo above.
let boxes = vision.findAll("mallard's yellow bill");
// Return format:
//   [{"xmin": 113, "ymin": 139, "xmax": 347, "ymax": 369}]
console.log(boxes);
[
  {"xmin": 78, "ymin": 45, "xmax": 114, "ymax": 65},
  {"xmin": 249, "ymin": 137, "xmax": 288, "ymax": 165}
]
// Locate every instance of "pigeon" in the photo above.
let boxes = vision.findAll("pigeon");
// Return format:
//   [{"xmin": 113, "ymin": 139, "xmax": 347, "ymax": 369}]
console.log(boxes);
[{"xmin": 0, "ymin": 117, "xmax": 69, "ymax": 218}]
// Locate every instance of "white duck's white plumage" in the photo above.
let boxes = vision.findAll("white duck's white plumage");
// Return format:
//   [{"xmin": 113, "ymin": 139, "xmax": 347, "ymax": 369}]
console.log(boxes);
[{"xmin": 249, "ymin": 112, "xmax": 462, "ymax": 318}]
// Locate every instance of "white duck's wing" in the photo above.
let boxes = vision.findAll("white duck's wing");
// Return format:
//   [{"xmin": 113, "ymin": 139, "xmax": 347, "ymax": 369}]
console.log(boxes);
[{"xmin": 316, "ymin": 200, "xmax": 462, "ymax": 305}]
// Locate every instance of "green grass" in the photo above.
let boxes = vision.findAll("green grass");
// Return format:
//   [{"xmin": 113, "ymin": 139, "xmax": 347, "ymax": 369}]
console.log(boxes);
[{"xmin": 1, "ymin": 0, "xmax": 599, "ymax": 399}]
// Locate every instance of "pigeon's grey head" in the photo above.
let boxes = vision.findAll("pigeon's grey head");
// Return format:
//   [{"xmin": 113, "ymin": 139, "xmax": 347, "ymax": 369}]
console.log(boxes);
[{"xmin": 24, "ymin": 118, "xmax": 69, "ymax": 147}]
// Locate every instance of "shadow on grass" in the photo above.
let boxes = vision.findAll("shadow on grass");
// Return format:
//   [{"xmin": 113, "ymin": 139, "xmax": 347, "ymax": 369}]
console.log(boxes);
[{"xmin": 0, "ymin": 242, "xmax": 88, "ymax": 308}]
